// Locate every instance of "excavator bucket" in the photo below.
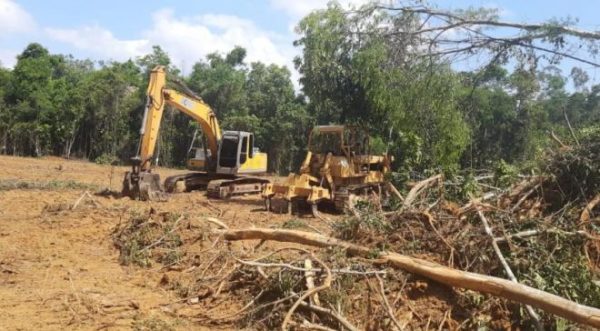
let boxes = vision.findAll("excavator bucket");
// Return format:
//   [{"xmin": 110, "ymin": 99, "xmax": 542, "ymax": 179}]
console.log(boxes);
[{"xmin": 122, "ymin": 171, "xmax": 167, "ymax": 201}]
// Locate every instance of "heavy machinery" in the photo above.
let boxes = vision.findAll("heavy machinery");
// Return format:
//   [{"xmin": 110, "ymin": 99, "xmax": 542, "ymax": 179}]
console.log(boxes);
[
  {"xmin": 122, "ymin": 66, "xmax": 269, "ymax": 201},
  {"xmin": 262, "ymin": 125, "xmax": 392, "ymax": 216}
]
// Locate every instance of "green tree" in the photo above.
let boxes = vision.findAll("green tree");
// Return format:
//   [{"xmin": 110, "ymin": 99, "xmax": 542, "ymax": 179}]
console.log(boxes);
[
  {"xmin": 8, "ymin": 43, "xmax": 57, "ymax": 156},
  {"xmin": 244, "ymin": 62, "xmax": 311, "ymax": 172},
  {"xmin": 0, "ymin": 67, "xmax": 11, "ymax": 154},
  {"xmin": 295, "ymin": 4, "xmax": 469, "ymax": 171},
  {"xmin": 188, "ymin": 47, "xmax": 248, "ymax": 119}
]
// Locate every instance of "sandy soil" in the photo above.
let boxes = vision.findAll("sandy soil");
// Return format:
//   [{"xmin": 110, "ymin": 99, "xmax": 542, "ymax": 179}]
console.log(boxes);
[{"xmin": 0, "ymin": 156, "xmax": 321, "ymax": 330}]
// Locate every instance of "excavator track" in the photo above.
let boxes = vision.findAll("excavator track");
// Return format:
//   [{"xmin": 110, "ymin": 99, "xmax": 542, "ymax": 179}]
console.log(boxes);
[
  {"xmin": 207, "ymin": 176, "xmax": 270, "ymax": 199},
  {"xmin": 164, "ymin": 172, "xmax": 269, "ymax": 199},
  {"xmin": 164, "ymin": 172, "xmax": 211, "ymax": 193}
]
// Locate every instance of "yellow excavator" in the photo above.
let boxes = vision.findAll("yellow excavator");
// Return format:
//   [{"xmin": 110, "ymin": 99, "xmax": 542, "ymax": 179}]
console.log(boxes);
[
  {"xmin": 262, "ymin": 125, "xmax": 392, "ymax": 216},
  {"xmin": 122, "ymin": 66, "xmax": 269, "ymax": 201}
]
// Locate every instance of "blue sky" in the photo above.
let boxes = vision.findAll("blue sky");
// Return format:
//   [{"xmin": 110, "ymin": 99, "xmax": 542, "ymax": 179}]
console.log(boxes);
[{"xmin": 1, "ymin": 0, "xmax": 599, "ymax": 83}]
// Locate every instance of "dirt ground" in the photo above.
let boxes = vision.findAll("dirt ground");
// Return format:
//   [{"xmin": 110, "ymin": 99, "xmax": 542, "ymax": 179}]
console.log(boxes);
[{"xmin": 0, "ymin": 156, "xmax": 331, "ymax": 330}]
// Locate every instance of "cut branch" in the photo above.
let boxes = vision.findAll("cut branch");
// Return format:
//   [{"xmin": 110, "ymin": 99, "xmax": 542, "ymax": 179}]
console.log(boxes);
[
  {"xmin": 402, "ymin": 174, "xmax": 442, "ymax": 210},
  {"xmin": 223, "ymin": 227, "xmax": 600, "ymax": 328},
  {"xmin": 377, "ymin": 6, "xmax": 600, "ymax": 40},
  {"xmin": 473, "ymin": 204, "xmax": 543, "ymax": 329},
  {"xmin": 581, "ymin": 193, "xmax": 600, "ymax": 224}
]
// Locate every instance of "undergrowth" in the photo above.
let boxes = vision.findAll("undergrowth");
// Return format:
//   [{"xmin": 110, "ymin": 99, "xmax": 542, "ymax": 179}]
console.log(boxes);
[
  {"xmin": 0, "ymin": 179, "xmax": 98, "ymax": 191},
  {"xmin": 112, "ymin": 211, "xmax": 183, "ymax": 267}
]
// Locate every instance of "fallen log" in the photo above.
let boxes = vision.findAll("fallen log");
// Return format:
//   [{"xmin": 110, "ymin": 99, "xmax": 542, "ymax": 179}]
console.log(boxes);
[
  {"xmin": 495, "ymin": 228, "xmax": 600, "ymax": 242},
  {"xmin": 402, "ymin": 174, "xmax": 442, "ymax": 210},
  {"xmin": 386, "ymin": 182, "xmax": 404, "ymax": 202},
  {"xmin": 223, "ymin": 228, "xmax": 600, "ymax": 328},
  {"xmin": 506, "ymin": 176, "xmax": 545, "ymax": 201},
  {"xmin": 581, "ymin": 193, "xmax": 600, "ymax": 224}
]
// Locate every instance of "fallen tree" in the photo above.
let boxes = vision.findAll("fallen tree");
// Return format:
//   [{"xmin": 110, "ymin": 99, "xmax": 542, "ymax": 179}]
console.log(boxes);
[{"xmin": 223, "ymin": 228, "xmax": 600, "ymax": 329}]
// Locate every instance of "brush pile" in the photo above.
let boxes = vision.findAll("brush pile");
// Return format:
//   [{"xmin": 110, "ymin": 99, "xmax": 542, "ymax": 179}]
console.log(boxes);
[{"xmin": 111, "ymin": 133, "xmax": 600, "ymax": 330}]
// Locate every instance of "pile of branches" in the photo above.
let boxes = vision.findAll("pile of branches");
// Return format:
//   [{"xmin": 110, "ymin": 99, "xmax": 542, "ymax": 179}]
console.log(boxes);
[
  {"xmin": 544, "ymin": 128, "xmax": 600, "ymax": 204},
  {"xmin": 110, "ymin": 136, "xmax": 600, "ymax": 330},
  {"xmin": 111, "ymin": 209, "xmax": 186, "ymax": 267}
]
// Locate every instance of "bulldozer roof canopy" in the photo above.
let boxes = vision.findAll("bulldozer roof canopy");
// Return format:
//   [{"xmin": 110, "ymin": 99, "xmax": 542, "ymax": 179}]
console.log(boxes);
[{"xmin": 313, "ymin": 125, "xmax": 345, "ymax": 133}]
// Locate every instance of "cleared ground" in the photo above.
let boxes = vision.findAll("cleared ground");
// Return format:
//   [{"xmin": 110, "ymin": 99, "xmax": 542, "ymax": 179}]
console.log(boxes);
[{"xmin": 0, "ymin": 156, "xmax": 327, "ymax": 330}]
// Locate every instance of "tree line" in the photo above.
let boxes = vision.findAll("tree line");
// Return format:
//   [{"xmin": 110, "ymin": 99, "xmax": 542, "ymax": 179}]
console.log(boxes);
[
  {"xmin": 0, "ymin": 43, "xmax": 309, "ymax": 174},
  {"xmin": 0, "ymin": 2, "xmax": 599, "ymax": 176}
]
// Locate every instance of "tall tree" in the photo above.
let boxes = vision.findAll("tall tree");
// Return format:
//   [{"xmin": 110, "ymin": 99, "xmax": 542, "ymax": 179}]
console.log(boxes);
[{"xmin": 295, "ymin": 4, "xmax": 469, "ymax": 171}]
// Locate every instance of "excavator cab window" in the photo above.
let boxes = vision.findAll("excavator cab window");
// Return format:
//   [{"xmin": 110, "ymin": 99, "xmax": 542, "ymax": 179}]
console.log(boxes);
[
  {"xmin": 219, "ymin": 137, "xmax": 239, "ymax": 168},
  {"xmin": 249, "ymin": 134, "xmax": 254, "ymax": 158},
  {"xmin": 240, "ymin": 136, "xmax": 248, "ymax": 164}
]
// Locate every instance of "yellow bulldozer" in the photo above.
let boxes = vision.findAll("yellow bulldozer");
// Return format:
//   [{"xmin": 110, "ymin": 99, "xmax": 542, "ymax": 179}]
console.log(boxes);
[
  {"xmin": 262, "ymin": 125, "xmax": 392, "ymax": 216},
  {"xmin": 122, "ymin": 66, "xmax": 269, "ymax": 200}
]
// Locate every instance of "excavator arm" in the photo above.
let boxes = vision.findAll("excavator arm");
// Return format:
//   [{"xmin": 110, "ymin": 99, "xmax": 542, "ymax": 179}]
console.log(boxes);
[
  {"xmin": 162, "ymin": 89, "xmax": 221, "ymax": 160},
  {"xmin": 123, "ymin": 65, "xmax": 222, "ymax": 200},
  {"xmin": 135, "ymin": 66, "xmax": 221, "ymax": 171}
]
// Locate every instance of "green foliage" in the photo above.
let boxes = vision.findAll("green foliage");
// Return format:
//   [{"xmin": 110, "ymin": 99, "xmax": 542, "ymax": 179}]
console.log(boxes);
[
  {"xmin": 295, "ymin": 5, "xmax": 470, "ymax": 171},
  {"xmin": 0, "ymin": 179, "xmax": 97, "ymax": 191},
  {"xmin": 332, "ymin": 200, "xmax": 390, "ymax": 241},
  {"xmin": 457, "ymin": 172, "xmax": 481, "ymax": 201},
  {"xmin": 94, "ymin": 153, "xmax": 119, "ymax": 165},
  {"xmin": 493, "ymin": 160, "xmax": 518, "ymax": 188},
  {"xmin": 545, "ymin": 127, "xmax": 600, "ymax": 201},
  {"xmin": 281, "ymin": 218, "xmax": 308, "ymax": 230},
  {"xmin": 112, "ymin": 212, "xmax": 183, "ymax": 268},
  {"xmin": 179, "ymin": 49, "xmax": 310, "ymax": 173}
]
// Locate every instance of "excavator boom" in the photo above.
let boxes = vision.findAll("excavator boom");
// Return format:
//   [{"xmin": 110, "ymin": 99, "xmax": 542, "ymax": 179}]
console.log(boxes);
[{"xmin": 134, "ymin": 66, "xmax": 221, "ymax": 171}]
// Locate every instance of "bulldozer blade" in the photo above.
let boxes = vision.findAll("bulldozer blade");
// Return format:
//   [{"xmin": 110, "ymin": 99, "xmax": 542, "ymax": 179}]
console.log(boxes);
[{"xmin": 122, "ymin": 171, "xmax": 167, "ymax": 201}]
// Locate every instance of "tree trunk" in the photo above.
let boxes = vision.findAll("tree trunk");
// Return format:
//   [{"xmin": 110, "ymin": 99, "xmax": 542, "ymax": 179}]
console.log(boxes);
[
  {"xmin": 1, "ymin": 130, "xmax": 7, "ymax": 155},
  {"xmin": 223, "ymin": 228, "xmax": 600, "ymax": 328},
  {"xmin": 64, "ymin": 128, "xmax": 77, "ymax": 159},
  {"xmin": 33, "ymin": 134, "xmax": 41, "ymax": 157}
]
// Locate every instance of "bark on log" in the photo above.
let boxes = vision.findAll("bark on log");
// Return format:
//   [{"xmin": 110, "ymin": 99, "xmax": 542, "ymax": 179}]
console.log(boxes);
[
  {"xmin": 581, "ymin": 193, "xmax": 600, "ymax": 223},
  {"xmin": 386, "ymin": 182, "xmax": 404, "ymax": 202},
  {"xmin": 223, "ymin": 228, "xmax": 600, "ymax": 328},
  {"xmin": 402, "ymin": 174, "xmax": 442, "ymax": 210}
]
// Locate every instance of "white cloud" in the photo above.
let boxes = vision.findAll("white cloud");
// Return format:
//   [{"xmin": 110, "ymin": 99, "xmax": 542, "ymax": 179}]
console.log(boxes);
[
  {"xmin": 0, "ymin": 0, "xmax": 36, "ymax": 34},
  {"xmin": 143, "ymin": 9, "xmax": 294, "ymax": 73},
  {"xmin": 44, "ymin": 25, "xmax": 149, "ymax": 61},
  {"xmin": 43, "ymin": 8, "xmax": 297, "ymax": 78},
  {"xmin": 0, "ymin": 49, "xmax": 18, "ymax": 68}
]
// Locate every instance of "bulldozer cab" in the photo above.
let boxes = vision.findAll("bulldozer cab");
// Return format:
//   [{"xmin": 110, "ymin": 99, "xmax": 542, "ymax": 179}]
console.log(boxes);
[{"xmin": 308, "ymin": 126, "xmax": 369, "ymax": 158}]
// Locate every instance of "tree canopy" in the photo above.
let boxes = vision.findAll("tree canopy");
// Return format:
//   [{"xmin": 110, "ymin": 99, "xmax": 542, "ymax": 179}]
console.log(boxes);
[{"xmin": 0, "ymin": 1, "xmax": 599, "ymax": 177}]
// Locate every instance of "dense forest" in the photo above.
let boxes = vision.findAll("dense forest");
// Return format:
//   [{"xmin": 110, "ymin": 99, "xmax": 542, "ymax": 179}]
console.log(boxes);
[{"xmin": 0, "ymin": 2, "xmax": 599, "ymax": 177}]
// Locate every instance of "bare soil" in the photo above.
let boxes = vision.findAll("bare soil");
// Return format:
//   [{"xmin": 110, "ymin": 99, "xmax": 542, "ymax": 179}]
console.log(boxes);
[{"xmin": 0, "ymin": 156, "xmax": 326, "ymax": 330}]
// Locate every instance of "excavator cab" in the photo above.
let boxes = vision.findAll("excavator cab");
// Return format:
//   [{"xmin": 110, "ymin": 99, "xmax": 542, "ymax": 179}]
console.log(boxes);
[{"xmin": 217, "ymin": 131, "xmax": 266, "ymax": 175}]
